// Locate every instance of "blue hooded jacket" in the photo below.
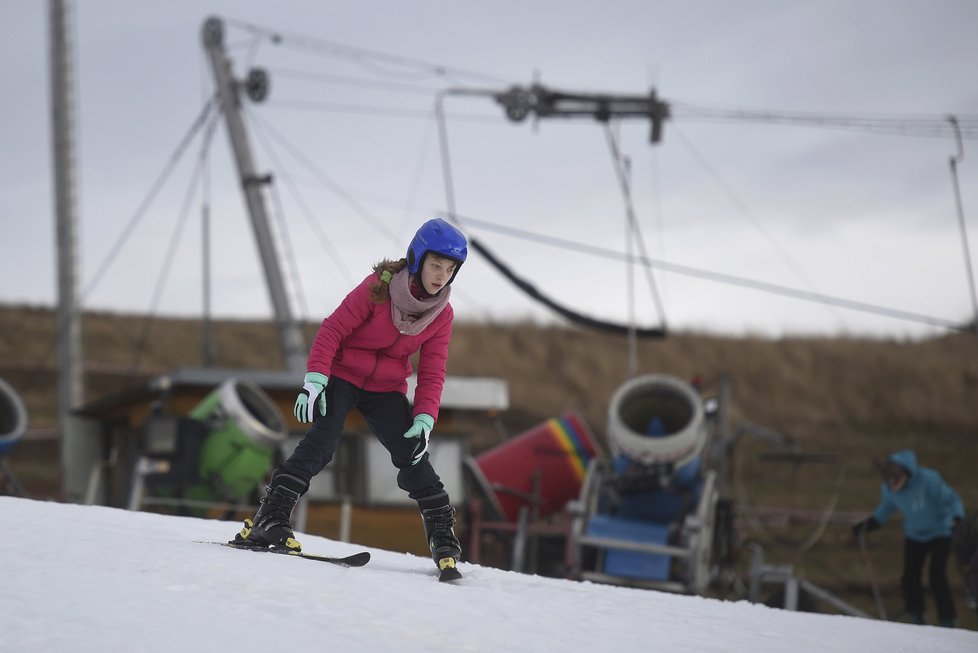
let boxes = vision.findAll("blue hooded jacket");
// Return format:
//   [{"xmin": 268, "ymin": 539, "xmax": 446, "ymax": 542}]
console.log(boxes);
[{"xmin": 872, "ymin": 449, "xmax": 964, "ymax": 542}]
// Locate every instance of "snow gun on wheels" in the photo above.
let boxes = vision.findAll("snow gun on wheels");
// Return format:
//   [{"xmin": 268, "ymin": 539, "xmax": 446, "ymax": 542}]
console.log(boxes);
[
  {"xmin": 569, "ymin": 374, "xmax": 719, "ymax": 594},
  {"xmin": 128, "ymin": 378, "xmax": 288, "ymax": 518}
]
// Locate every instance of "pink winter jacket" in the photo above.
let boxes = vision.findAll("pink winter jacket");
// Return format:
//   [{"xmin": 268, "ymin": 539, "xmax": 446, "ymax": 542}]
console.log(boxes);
[{"xmin": 306, "ymin": 273, "xmax": 453, "ymax": 421}]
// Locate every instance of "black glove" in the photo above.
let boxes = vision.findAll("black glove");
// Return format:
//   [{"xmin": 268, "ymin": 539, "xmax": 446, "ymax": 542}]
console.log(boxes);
[{"xmin": 852, "ymin": 517, "xmax": 880, "ymax": 538}]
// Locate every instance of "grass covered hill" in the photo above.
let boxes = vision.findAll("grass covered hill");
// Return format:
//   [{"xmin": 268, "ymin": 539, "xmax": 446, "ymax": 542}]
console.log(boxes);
[
  {"xmin": 1, "ymin": 303, "xmax": 977, "ymax": 626},
  {"xmin": 2, "ymin": 303, "xmax": 976, "ymax": 497}
]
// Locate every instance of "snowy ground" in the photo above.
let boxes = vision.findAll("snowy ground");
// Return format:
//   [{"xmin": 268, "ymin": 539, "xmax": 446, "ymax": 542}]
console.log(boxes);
[{"xmin": 2, "ymin": 496, "xmax": 974, "ymax": 652}]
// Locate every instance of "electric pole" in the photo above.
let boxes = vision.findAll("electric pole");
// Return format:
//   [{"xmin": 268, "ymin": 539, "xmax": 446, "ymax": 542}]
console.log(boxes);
[
  {"xmin": 50, "ymin": 0, "xmax": 100, "ymax": 502},
  {"xmin": 201, "ymin": 16, "xmax": 306, "ymax": 374}
]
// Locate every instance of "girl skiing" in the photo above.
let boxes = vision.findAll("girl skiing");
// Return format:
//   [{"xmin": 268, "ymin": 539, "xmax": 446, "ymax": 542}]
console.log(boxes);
[{"xmin": 234, "ymin": 218, "xmax": 467, "ymax": 576}]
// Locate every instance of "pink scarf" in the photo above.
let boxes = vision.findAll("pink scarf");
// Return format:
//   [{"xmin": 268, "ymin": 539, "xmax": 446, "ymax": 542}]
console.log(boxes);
[{"xmin": 388, "ymin": 268, "xmax": 451, "ymax": 335}]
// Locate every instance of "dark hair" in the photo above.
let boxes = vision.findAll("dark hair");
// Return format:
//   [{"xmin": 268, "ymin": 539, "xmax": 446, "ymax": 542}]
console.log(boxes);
[{"xmin": 369, "ymin": 258, "xmax": 407, "ymax": 303}]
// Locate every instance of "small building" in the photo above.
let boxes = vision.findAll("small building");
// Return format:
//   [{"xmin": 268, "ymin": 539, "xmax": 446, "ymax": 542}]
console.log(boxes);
[{"xmin": 74, "ymin": 367, "xmax": 508, "ymax": 552}]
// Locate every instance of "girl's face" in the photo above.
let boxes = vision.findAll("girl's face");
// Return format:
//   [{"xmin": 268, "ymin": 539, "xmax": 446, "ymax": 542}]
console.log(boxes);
[{"xmin": 420, "ymin": 254, "xmax": 457, "ymax": 295}]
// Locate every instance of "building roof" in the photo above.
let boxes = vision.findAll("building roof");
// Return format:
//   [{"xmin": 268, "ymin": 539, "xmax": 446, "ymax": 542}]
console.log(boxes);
[{"xmin": 76, "ymin": 367, "xmax": 508, "ymax": 417}]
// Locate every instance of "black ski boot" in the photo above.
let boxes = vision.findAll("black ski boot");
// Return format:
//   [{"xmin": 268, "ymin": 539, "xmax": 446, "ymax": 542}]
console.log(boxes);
[
  {"xmin": 232, "ymin": 472, "xmax": 308, "ymax": 552},
  {"xmin": 418, "ymin": 493, "xmax": 463, "ymax": 581}
]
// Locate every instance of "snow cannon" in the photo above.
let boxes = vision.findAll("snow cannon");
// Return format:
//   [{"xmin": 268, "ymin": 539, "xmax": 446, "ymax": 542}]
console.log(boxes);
[
  {"xmin": 468, "ymin": 412, "xmax": 602, "ymax": 522},
  {"xmin": 606, "ymin": 373, "xmax": 706, "ymax": 472},
  {"xmin": 570, "ymin": 374, "xmax": 718, "ymax": 594},
  {"xmin": 0, "ymin": 377, "xmax": 28, "ymax": 457},
  {"xmin": 188, "ymin": 378, "xmax": 287, "ymax": 501}
]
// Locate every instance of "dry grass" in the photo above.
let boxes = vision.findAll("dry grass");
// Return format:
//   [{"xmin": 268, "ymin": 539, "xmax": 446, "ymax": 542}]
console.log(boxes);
[{"xmin": 2, "ymin": 304, "xmax": 977, "ymax": 626}]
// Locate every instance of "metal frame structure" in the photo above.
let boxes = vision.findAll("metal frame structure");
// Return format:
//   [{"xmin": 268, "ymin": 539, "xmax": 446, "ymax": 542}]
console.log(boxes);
[{"xmin": 568, "ymin": 459, "xmax": 718, "ymax": 593}]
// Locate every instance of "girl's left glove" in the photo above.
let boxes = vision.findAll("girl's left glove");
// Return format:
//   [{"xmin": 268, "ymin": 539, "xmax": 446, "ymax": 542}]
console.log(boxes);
[
  {"xmin": 403, "ymin": 413, "xmax": 434, "ymax": 465},
  {"xmin": 294, "ymin": 372, "xmax": 328, "ymax": 423}
]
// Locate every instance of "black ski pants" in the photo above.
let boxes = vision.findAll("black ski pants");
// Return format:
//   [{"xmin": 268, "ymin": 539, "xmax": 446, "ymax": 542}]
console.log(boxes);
[
  {"xmin": 902, "ymin": 535, "xmax": 955, "ymax": 622},
  {"xmin": 278, "ymin": 376, "xmax": 445, "ymax": 501}
]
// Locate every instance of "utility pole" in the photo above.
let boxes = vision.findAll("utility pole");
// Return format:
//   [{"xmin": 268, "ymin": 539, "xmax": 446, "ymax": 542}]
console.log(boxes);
[
  {"xmin": 201, "ymin": 16, "xmax": 306, "ymax": 374},
  {"xmin": 605, "ymin": 124, "xmax": 639, "ymax": 376},
  {"xmin": 50, "ymin": 0, "xmax": 99, "ymax": 502},
  {"xmin": 202, "ymin": 198, "xmax": 216, "ymax": 367},
  {"xmin": 947, "ymin": 116, "xmax": 978, "ymax": 334}
]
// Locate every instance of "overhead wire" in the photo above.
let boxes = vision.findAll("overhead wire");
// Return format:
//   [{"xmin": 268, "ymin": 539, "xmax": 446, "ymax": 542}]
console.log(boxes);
[
  {"xmin": 35, "ymin": 99, "xmax": 218, "ymax": 376},
  {"xmin": 130, "ymin": 109, "xmax": 222, "ymax": 373},
  {"xmin": 267, "ymin": 83, "xmax": 965, "ymax": 334},
  {"xmin": 206, "ymin": 156, "xmax": 970, "ymax": 334},
  {"xmin": 452, "ymin": 215, "xmax": 969, "ymax": 332},
  {"xmin": 242, "ymin": 32, "xmax": 263, "ymax": 71},
  {"xmin": 220, "ymin": 15, "xmax": 978, "ymax": 145},
  {"xmin": 246, "ymin": 107, "xmax": 358, "ymax": 296},
  {"xmin": 671, "ymin": 101, "xmax": 978, "ymax": 140},
  {"xmin": 671, "ymin": 124, "xmax": 849, "ymax": 331},
  {"xmin": 263, "ymin": 90, "xmax": 971, "ymax": 333},
  {"xmin": 604, "ymin": 122, "xmax": 668, "ymax": 331},
  {"xmin": 82, "ymin": 99, "xmax": 216, "ymax": 303},
  {"xmin": 268, "ymin": 68, "xmax": 450, "ymax": 96},
  {"xmin": 222, "ymin": 16, "xmax": 978, "ymax": 142},
  {"xmin": 229, "ymin": 22, "xmax": 977, "ymax": 333},
  {"xmin": 180, "ymin": 26, "xmax": 976, "ymax": 335},
  {"xmin": 396, "ymin": 108, "xmax": 438, "ymax": 239},
  {"xmin": 266, "ymin": 98, "xmax": 502, "ymax": 124},
  {"xmin": 221, "ymin": 16, "xmax": 510, "ymax": 85},
  {"xmin": 246, "ymin": 110, "xmax": 402, "ymax": 245}
]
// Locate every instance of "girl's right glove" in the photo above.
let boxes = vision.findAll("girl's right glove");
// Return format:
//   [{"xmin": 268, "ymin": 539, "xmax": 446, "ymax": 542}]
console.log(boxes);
[
  {"xmin": 403, "ymin": 413, "xmax": 435, "ymax": 465},
  {"xmin": 294, "ymin": 372, "xmax": 328, "ymax": 423}
]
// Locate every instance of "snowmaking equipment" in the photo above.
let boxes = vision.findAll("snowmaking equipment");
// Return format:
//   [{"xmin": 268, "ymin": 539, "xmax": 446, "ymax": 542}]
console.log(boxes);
[
  {"xmin": 468, "ymin": 412, "xmax": 602, "ymax": 522},
  {"xmin": 464, "ymin": 412, "xmax": 604, "ymax": 573},
  {"xmin": 128, "ymin": 377, "xmax": 288, "ymax": 515},
  {"xmin": 569, "ymin": 374, "xmax": 720, "ymax": 593},
  {"xmin": 0, "ymin": 377, "xmax": 29, "ymax": 496}
]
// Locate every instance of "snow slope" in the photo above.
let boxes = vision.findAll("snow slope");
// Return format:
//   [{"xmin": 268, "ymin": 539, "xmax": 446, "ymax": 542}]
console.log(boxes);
[{"xmin": 1, "ymin": 497, "xmax": 974, "ymax": 652}]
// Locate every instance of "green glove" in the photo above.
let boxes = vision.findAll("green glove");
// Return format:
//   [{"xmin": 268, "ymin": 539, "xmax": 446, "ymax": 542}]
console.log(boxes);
[
  {"xmin": 403, "ymin": 413, "xmax": 434, "ymax": 465},
  {"xmin": 294, "ymin": 372, "xmax": 328, "ymax": 423}
]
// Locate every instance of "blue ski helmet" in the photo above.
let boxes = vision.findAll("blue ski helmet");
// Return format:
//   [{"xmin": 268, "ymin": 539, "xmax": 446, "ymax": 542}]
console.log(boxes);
[{"xmin": 406, "ymin": 218, "xmax": 467, "ymax": 284}]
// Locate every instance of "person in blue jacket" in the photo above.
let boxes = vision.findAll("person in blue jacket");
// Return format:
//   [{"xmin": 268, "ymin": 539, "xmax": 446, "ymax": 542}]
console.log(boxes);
[{"xmin": 852, "ymin": 449, "xmax": 965, "ymax": 627}]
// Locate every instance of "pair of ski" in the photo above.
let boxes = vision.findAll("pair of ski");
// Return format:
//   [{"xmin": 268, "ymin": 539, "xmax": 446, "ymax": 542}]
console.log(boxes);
[{"xmin": 215, "ymin": 540, "xmax": 462, "ymax": 582}]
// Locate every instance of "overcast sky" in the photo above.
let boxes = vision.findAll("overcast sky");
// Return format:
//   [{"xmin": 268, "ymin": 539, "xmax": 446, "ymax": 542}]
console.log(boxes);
[{"xmin": 2, "ymin": 1, "xmax": 977, "ymax": 339}]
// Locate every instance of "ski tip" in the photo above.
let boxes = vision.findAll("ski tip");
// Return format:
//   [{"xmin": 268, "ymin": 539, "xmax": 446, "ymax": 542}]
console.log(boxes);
[
  {"xmin": 438, "ymin": 568, "xmax": 463, "ymax": 582},
  {"xmin": 437, "ymin": 557, "xmax": 462, "ymax": 582},
  {"xmin": 338, "ymin": 551, "xmax": 371, "ymax": 567}
]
